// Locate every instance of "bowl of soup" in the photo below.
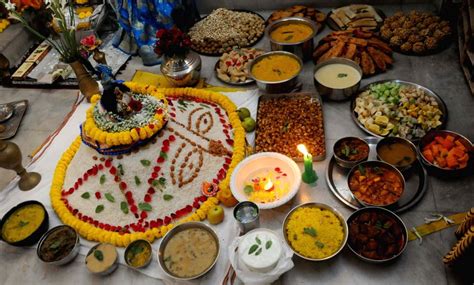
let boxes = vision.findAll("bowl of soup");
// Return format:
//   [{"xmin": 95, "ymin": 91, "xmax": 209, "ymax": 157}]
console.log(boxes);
[
  {"xmin": 267, "ymin": 17, "xmax": 318, "ymax": 61},
  {"xmin": 376, "ymin": 137, "xmax": 417, "ymax": 172},
  {"xmin": 333, "ymin": 137, "xmax": 370, "ymax": 169},
  {"xmin": 314, "ymin": 58, "xmax": 362, "ymax": 101},
  {"xmin": 0, "ymin": 200, "xmax": 49, "ymax": 247},
  {"xmin": 348, "ymin": 161, "xmax": 405, "ymax": 207},
  {"xmin": 158, "ymin": 222, "xmax": 220, "ymax": 280},
  {"xmin": 249, "ymin": 51, "xmax": 302, "ymax": 93}
]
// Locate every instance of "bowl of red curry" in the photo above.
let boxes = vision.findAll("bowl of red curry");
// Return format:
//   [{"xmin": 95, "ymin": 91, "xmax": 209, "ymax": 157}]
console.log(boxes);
[
  {"xmin": 347, "ymin": 160, "xmax": 405, "ymax": 207},
  {"xmin": 347, "ymin": 207, "xmax": 408, "ymax": 263},
  {"xmin": 333, "ymin": 137, "xmax": 370, "ymax": 169}
]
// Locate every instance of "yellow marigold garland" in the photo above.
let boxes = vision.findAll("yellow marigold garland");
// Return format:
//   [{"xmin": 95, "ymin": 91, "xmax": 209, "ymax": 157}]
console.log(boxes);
[
  {"xmin": 82, "ymin": 82, "xmax": 168, "ymax": 148},
  {"xmin": 51, "ymin": 85, "xmax": 245, "ymax": 247}
]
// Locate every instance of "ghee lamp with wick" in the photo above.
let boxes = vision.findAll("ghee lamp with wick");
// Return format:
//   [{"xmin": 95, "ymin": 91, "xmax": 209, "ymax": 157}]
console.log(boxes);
[{"xmin": 297, "ymin": 144, "xmax": 318, "ymax": 184}]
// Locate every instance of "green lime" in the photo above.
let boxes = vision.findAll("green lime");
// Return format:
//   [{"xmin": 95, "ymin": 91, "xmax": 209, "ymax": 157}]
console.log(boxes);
[
  {"xmin": 237, "ymin": 108, "xmax": 251, "ymax": 121},
  {"xmin": 242, "ymin": 117, "xmax": 256, "ymax": 133}
]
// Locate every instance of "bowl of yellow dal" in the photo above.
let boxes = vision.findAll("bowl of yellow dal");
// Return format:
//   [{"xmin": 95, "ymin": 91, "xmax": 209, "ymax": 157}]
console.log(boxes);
[
  {"xmin": 267, "ymin": 17, "xmax": 319, "ymax": 61},
  {"xmin": 249, "ymin": 51, "xmax": 302, "ymax": 93},
  {"xmin": 282, "ymin": 202, "xmax": 348, "ymax": 261},
  {"xmin": 0, "ymin": 200, "xmax": 49, "ymax": 247}
]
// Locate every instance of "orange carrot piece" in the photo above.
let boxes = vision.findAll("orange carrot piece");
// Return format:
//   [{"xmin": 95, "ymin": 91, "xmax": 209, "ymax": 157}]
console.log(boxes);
[
  {"xmin": 434, "ymin": 136, "xmax": 445, "ymax": 145},
  {"xmin": 446, "ymin": 153, "xmax": 458, "ymax": 169},
  {"xmin": 458, "ymin": 153, "xmax": 469, "ymax": 163},
  {"xmin": 445, "ymin": 135, "xmax": 455, "ymax": 142},
  {"xmin": 451, "ymin": 147, "xmax": 466, "ymax": 158},
  {"xmin": 454, "ymin": 140, "xmax": 467, "ymax": 151},
  {"xmin": 436, "ymin": 156, "xmax": 447, "ymax": 168},
  {"xmin": 422, "ymin": 149, "xmax": 434, "ymax": 162}
]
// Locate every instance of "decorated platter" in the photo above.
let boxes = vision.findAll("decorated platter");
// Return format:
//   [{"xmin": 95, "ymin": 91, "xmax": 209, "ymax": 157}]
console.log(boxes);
[
  {"xmin": 351, "ymin": 80, "xmax": 448, "ymax": 141},
  {"xmin": 326, "ymin": 136, "xmax": 428, "ymax": 213},
  {"xmin": 214, "ymin": 48, "xmax": 264, "ymax": 86},
  {"xmin": 50, "ymin": 83, "xmax": 246, "ymax": 247}
]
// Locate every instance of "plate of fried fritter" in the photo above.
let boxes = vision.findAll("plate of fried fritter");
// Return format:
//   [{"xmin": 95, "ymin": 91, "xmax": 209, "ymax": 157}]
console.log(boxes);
[
  {"xmin": 380, "ymin": 10, "xmax": 452, "ymax": 55},
  {"xmin": 266, "ymin": 5, "xmax": 326, "ymax": 32},
  {"xmin": 312, "ymin": 29, "xmax": 393, "ymax": 77}
]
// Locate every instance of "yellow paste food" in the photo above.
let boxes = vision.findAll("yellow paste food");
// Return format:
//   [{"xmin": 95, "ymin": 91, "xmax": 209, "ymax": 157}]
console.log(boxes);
[
  {"xmin": 2, "ymin": 204, "xmax": 45, "ymax": 243},
  {"xmin": 251, "ymin": 54, "xmax": 300, "ymax": 82}
]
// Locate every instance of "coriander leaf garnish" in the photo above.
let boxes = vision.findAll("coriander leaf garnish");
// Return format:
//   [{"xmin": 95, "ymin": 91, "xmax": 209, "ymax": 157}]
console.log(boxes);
[
  {"xmin": 120, "ymin": 201, "xmax": 129, "ymax": 214},
  {"xmin": 105, "ymin": 193, "xmax": 115, "ymax": 203},
  {"xmin": 94, "ymin": 250, "xmax": 104, "ymax": 261},
  {"xmin": 95, "ymin": 205, "xmax": 104, "ymax": 213},
  {"xmin": 265, "ymin": 240, "xmax": 272, "ymax": 249},
  {"xmin": 248, "ymin": 244, "xmax": 258, "ymax": 255},
  {"xmin": 81, "ymin": 192, "xmax": 90, "ymax": 199},
  {"xmin": 303, "ymin": 227, "xmax": 317, "ymax": 237},
  {"xmin": 337, "ymin": 73, "xmax": 348, "ymax": 78},
  {"xmin": 140, "ymin": 159, "xmax": 151, "ymax": 167},
  {"xmin": 138, "ymin": 202, "xmax": 152, "ymax": 211}
]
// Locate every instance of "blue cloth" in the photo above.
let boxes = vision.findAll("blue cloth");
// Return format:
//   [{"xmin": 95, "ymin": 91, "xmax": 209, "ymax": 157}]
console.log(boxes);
[{"xmin": 114, "ymin": 0, "xmax": 179, "ymax": 50}]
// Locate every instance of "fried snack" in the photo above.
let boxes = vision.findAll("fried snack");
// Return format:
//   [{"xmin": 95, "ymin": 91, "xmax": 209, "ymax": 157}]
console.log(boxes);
[
  {"xmin": 216, "ymin": 48, "xmax": 264, "ymax": 83},
  {"xmin": 313, "ymin": 29, "xmax": 393, "ymax": 76},
  {"xmin": 255, "ymin": 95, "xmax": 325, "ymax": 159},
  {"xmin": 443, "ymin": 226, "xmax": 474, "ymax": 266},
  {"xmin": 380, "ymin": 10, "xmax": 451, "ymax": 54},
  {"xmin": 267, "ymin": 5, "xmax": 326, "ymax": 32},
  {"xmin": 455, "ymin": 208, "xmax": 474, "ymax": 239}
]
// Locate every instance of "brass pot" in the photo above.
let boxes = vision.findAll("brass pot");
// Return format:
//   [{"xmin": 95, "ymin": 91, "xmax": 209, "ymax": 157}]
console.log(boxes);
[
  {"xmin": 160, "ymin": 51, "xmax": 201, "ymax": 87},
  {"xmin": 69, "ymin": 60, "xmax": 100, "ymax": 102}
]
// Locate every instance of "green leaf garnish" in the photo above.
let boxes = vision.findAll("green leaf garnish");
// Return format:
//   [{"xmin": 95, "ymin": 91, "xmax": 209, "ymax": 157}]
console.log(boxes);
[
  {"xmin": 315, "ymin": 241, "xmax": 325, "ymax": 249},
  {"xmin": 303, "ymin": 227, "xmax": 317, "ymax": 237},
  {"xmin": 342, "ymin": 145, "xmax": 350, "ymax": 157},
  {"xmin": 163, "ymin": 194, "xmax": 173, "ymax": 201},
  {"xmin": 99, "ymin": 174, "xmax": 106, "ymax": 185},
  {"xmin": 130, "ymin": 244, "xmax": 144, "ymax": 255},
  {"xmin": 139, "ymin": 202, "xmax": 152, "ymax": 211},
  {"xmin": 244, "ymin": 185, "xmax": 253, "ymax": 194},
  {"xmin": 18, "ymin": 220, "xmax": 29, "ymax": 227},
  {"xmin": 255, "ymin": 248, "xmax": 263, "ymax": 256},
  {"xmin": 105, "ymin": 193, "xmax": 115, "ymax": 203},
  {"xmin": 337, "ymin": 73, "xmax": 348, "ymax": 78},
  {"xmin": 95, "ymin": 205, "xmax": 104, "ymax": 213},
  {"xmin": 255, "ymin": 236, "xmax": 261, "ymax": 245},
  {"xmin": 117, "ymin": 164, "xmax": 124, "ymax": 176},
  {"xmin": 358, "ymin": 164, "xmax": 366, "ymax": 176},
  {"xmin": 159, "ymin": 152, "xmax": 168, "ymax": 160},
  {"xmin": 248, "ymin": 244, "xmax": 258, "ymax": 255},
  {"xmin": 265, "ymin": 240, "xmax": 272, "ymax": 249},
  {"xmin": 383, "ymin": 221, "xmax": 392, "ymax": 229},
  {"xmin": 81, "ymin": 192, "xmax": 90, "ymax": 199},
  {"xmin": 283, "ymin": 35, "xmax": 293, "ymax": 41},
  {"xmin": 120, "ymin": 201, "xmax": 129, "ymax": 214},
  {"xmin": 134, "ymin": 176, "xmax": 141, "ymax": 186},
  {"xmin": 375, "ymin": 220, "xmax": 383, "ymax": 229},
  {"xmin": 140, "ymin": 159, "xmax": 151, "ymax": 167},
  {"xmin": 94, "ymin": 250, "xmax": 104, "ymax": 261}
]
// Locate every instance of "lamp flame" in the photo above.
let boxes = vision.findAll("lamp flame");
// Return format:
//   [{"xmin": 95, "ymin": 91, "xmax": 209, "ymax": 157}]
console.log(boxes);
[
  {"xmin": 263, "ymin": 179, "xmax": 274, "ymax": 191},
  {"xmin": 297, "ymin": 144, "xmax": 308, "ymax": 156}
]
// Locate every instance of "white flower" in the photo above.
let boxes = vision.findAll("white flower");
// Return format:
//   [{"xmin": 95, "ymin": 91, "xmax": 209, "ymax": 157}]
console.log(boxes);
[{"xmin": 4, "ymin": 1, "xmax": 16, "ymax": 11}]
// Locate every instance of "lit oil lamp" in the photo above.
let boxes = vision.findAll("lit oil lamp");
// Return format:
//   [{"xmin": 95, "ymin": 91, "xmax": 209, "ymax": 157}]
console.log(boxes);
[
  {"xmin": 263, "ymin": 179, "xmax": 274, "ymax": 191},
  {"xmin": 297, "ymin": 144, "xmax": 318, "ymax": 184}
]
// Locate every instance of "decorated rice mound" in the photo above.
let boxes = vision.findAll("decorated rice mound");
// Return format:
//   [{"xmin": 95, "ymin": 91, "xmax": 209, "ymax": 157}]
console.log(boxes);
[{"xmin": 50, "ymin": 83, "xmax": 245, "ymax": 247}]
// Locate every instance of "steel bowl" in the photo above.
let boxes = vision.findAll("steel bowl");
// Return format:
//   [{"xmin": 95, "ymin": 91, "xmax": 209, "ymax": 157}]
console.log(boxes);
[
  {"xmin": 418, "ymin": 130, "xmax": 474, "ymax": 178},
  {"xmin": 248, "ymin": 51, "xmax": 302, "ymax": 93},
  {"xmin": 124, "ymin": 239, "xmax": 152, "ymax": 269},
  {"xmin": 158, "ymin": 222, "xmax": 220, "ymax": 280},
  {"xmin": 266, "ymin": 17, "xmax": 319, "ymax": 62},
  {"xmin": 314, "ymin": 57, "xmax": 363, "ymax": 101},
  {"xmin": 347, "ymin": 207, "xmax": 408, "ymax": 263},
  {"xmin": 347, "ymin": 160, "xmax": 406, "ymax": 208},
  {"xmin": 0, "ymin": 200, "xmax": 49, "ymax": 247},
  {"xmin": 0, "ymin": 104, "xmax": 13, "ymax": 123},
  {"xmin": 37, "ymin": 225, "xmax": 80, "ymax": 266},
  {"xmin": 333, "ymin": 137, "xmax": 369, "ymax": 169},
  {"xmin": 85, "ymin": 243, "xmax": 119, "ymax": 275},
  {"xmin": 282, "ymin": 202, "xmax": 348, "ymax": 261},
  {"xmin": 160, "ymin": 50, "xmax": 202, "ymax": 87},
  {"xmin": 376, "ymin": 137, "xmax": 418, "ymax": 172}
]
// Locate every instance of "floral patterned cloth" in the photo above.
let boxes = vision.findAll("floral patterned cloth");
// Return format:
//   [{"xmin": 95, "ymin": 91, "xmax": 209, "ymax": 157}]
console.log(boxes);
[{"xmin": 112, "ymin": 0, "xmax": 197, "ymax": 66}]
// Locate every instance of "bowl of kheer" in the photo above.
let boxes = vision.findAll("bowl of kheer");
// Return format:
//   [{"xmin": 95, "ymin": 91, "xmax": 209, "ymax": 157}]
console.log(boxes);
[
  {"xmin": 314, "ymin": 57, "xmax": 362, "ymax": 101},
  {"xmin": 158, "ymin": 222, "xmax": 220, "ymax": 280}
]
